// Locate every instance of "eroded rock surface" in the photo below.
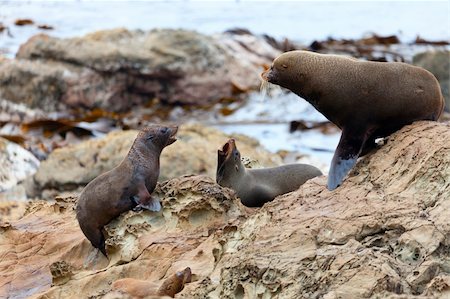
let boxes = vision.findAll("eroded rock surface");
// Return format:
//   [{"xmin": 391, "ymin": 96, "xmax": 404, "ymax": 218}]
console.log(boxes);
[
  {"xmin": 1, "ymin": 121, "xmax": 449, "ymax": 299},
  {"xmin": 0, "ymin": 28, "xmax": 280, "ymax": 112},
  {"xmin": 26, "ymin": 123, "xmax": 282, "ymax": 198}
]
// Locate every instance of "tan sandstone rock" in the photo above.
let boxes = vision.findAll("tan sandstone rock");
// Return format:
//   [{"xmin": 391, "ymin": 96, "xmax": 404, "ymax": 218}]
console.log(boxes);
[{"xmin": 0, "ymin": 121, "xmax": 449, "ymax": 299}]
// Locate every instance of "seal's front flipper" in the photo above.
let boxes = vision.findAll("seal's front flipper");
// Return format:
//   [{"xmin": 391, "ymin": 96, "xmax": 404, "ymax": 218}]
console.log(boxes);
[
  {"xmin": 134, "ymin": 182, "xmax": 162, "ymax": 212},
  {"xmin": 327, "ymin": 127, "xmax": 367, "ymax": 190},
  {"xmin": 138, "ymin": 195, "xmax": 162, "ymax": 212}
]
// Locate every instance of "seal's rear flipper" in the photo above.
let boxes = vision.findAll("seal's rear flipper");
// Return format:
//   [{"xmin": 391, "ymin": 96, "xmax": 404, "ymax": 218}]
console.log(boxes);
[{"xmin": 327, "ymin": 127, "xmax": 368, "ymax": 190}]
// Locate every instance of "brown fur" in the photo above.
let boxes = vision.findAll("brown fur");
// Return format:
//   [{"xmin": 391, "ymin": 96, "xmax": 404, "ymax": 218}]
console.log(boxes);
[
  {"xmin": 217, "ymin": 139, "xmax": 322, "ymax": 207},
  {"xmin": 157, "ymin": 267, "xmax": 192, "ymax": 297},
  {"xmin": 76, "ymin": 125, "xmax": 177, "ymax": 256},
  {"xmin": 262, "ymin": 50, "xmax": 444, "ymax": 190}
]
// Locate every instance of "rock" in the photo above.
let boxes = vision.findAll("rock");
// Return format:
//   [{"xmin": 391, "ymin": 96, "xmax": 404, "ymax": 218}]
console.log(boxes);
[
  {"xmin": 0, "ymin": 97, "xmax": 45, "ymax": 122},
  {"xmin": 0, "ymin": 137, "xmax": 39, "ymax": 192},
  {"xmin": 413, "ymin": 51, "xmax": 450, "ymax": 112},
  {"xmin": 0, "ymin": 59, "xmax": 75, "ymax": 111},
  {"xmin": 0, "ymin": 29, "xmax": 280, "ymax": 112},
  {"xmin": 0, "ymin": 175, "xmax": 243, "ymax": 299},
  {"xmin": 1, "ymin": 121, "xmax": 449, "ymax": 299},
  {"xmin": 0, "ymin": 201, "xmax": 27, "ymax": 222},
  {"xmin": 27, "ymin": 123, "xmax": 282, "ymax": 198},
  {"xmin": 50, "ymin": 261, "xmax": 73, "ymax": 286}
]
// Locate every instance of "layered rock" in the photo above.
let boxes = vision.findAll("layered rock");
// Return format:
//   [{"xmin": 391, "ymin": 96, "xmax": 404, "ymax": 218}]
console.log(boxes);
[
  {"xmin": 26, "ymin": 123, "xmax": 282, "ymax": 198},
  {"xmin": 1, "ymin": 121, "xmax": 449, "ymax": 299},
  {"xmin": 0, "ymin": 29, "xmax": 280, "ymax": 112}
]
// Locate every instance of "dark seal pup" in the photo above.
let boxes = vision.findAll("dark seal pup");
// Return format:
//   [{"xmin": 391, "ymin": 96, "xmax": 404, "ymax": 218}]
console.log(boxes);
[
  {"xmin": 76, "ymin": 125, "xmax": 178, "ymax": 256},
  {"xmin": 262, "ymin": 50, "xmax": 444, "ymax": 190},
  {"xmin": 216, "ymin": 139, "xmax": 322, "ymax": 207}
]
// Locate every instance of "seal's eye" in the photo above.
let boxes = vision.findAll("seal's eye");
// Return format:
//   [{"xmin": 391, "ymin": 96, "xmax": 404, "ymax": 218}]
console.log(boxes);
[
  {"xmin": 282, "ymin": 64, "xmax": 288, "ymax": 69},
  {"xmin": 147, "ymin": 134, "xmax": 155, "ymax": 140},
  {"xmin": 161, "ymin": 127, "xmax": 169, "ymax": 134}
]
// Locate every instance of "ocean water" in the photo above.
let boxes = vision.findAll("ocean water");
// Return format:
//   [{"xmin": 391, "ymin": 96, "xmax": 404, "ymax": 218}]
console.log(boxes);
[
  {"xmin": 0, "ymin": 0, "xmax": 449, "ymax": 170},
  {"xmin": 1, "ymin": 1, "xmax": 449, "ymax": 57}
]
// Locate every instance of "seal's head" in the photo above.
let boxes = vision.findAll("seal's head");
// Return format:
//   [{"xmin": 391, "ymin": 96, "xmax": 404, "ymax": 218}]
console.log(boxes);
[
  {"xmin": 138, "ymin": 125, "xmax": 178, "ymax": 150},
  {"xmin": 176, "ymin": 267, "xmax": 192, "ymax": 285},
  {"xmin": 157, "ymin": 267, "xmax": 192, "ymax": 297},
  {"xmin": 216, "ymin": 139, "xmax": 245, "ymax": 186},
  {"xmin": 261, "ymin": 50, "xmax": 307, "ymax": 90}
]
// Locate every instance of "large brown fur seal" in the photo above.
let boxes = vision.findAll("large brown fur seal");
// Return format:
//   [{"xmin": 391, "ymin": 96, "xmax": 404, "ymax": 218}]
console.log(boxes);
[
  {"xmin": 216, "ymin": 139, "xmax": 322, "ymax": 207},
  {"xmin": 112, "ymin": 267, "xmax": 192, "ymax": 298},
  {"xmin": 76, "ymin": 125, "xmax": 178, "ymax": 256},
  {"xmin": 262, "ymin": 50, "xmax": 444, "ymax": 190}
]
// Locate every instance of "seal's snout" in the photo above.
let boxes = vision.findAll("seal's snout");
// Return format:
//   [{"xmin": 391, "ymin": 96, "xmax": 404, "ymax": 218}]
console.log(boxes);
[
  {"xmin": 176, "ymin": 267, "xmax": 192, "ymax": 283},
  {"xmin": 164, "ymin": 125, "xmax": 178, "ymax": 146},
  {"xmin": 184, "ymin": 267, "xmax": 192, "ymax": 283},
  {"xmin": 221, "ymin": 138, "xmax": 236, "ymax": 157},
  {"xmin": 261, "ymin": 66, "xmax": 278, "ymax": 84}
]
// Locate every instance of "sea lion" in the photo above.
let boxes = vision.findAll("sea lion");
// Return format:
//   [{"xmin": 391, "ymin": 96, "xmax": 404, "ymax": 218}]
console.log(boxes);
[
  {"xmin": 216, "ymin": 139, "xmax": 322, "ymax": 207},
  {"xmin": 76, "ymin": 125, "xmax": 178, "ymax": 256},
  {"xmin": 261, "ymin": 50, "xmax": 444, "ymax": 190},
  {"xmin": 112, "ymin": 267, "xmax": 192, "ymax": 298}
]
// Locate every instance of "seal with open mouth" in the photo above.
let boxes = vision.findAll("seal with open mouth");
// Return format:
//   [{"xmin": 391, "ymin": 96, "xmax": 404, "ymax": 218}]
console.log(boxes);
[
  {"xmin": 76, "ymin": 125, "xmax": 178, "ymax": 256},
  {"xmin": 217, "ymin": 138, "xmax": 322, "ymax": 207}
]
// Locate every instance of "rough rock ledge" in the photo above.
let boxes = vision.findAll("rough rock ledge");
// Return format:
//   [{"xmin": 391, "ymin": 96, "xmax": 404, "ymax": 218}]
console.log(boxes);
[{"xmin": 0, "ymin": 121, "xmax": 449, "ymax": 299}]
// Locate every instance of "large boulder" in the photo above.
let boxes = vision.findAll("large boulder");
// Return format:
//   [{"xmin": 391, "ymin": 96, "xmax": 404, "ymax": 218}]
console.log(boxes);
[
  {"xmin": 413, "ymin": 50, "xmax": 450, "ymax": 112},
  {"xmin": 1, "ymin": 121, "xmax": 449, "ymax": 299},
  {"xmin": 0, "ymin": 28, "xmax": 280, "ymax": 112},
  {"xmin": 26, "ymin": 123, "xmax": 282, "ymax": 198},
  {"xmin": 0, "ymin": 137, "xmax": 39, "ymax": 192}
]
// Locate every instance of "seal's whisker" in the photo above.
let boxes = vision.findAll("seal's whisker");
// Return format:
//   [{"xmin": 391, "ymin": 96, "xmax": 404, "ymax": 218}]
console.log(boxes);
[{"xmin": 259, "ymin": 80, "xmax": 279, "ymax": 101}]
